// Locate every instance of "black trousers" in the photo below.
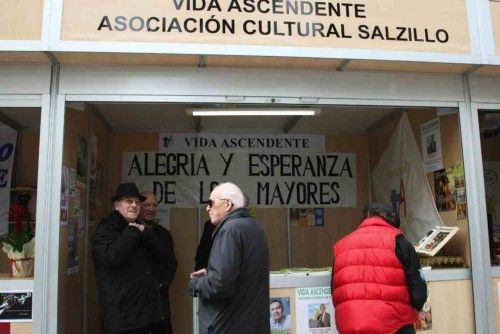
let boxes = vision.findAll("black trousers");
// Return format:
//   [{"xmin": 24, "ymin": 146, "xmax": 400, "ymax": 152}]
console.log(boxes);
[
  {"xmin": 149, "ymin": 319, "xmax": 173, "ymax": 334},
  {"xmin": 118, "ymin": 327, "xmax": 150, "ymax": 334},
  {"xmin": 397, "ymin": 325, "xmax": 416, "ymax": 334},
  {"xmin": 118, "ymin": 321, "xmax": 168, "ymax": 334}
]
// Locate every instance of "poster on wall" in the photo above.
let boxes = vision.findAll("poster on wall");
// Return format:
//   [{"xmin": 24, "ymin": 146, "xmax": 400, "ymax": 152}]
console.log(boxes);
[
  {"xmin": 291, "ymin": 208, "xmax": 325, "ymax": 227},
  {"xmin": 434, "ymin": 168, "xmax": 456, "ymax": 212},
  {"xmin": 453, "ymin": 162, "xmax": 467, "ymax": 219},
  {"xmin": 60, "ymin": 165, "xmax": 69, "ymax": 226},
  {"xmin": 0, "ymin": 124, "xmax": 17, "ymax": 235},
  {"xmin": 269, "ymin": 297, "xmax": 292, "ymax": 334},
  {"xmin": 372, "ymin": 113, "xmax": 443, "ymax": 244},
  {"xmin": 76, "ymin": 136, "xmax": 87, "ymax": 187},
  {"xmin": 484, "ymin": 161, "xmax": 500, "ymax": 235},
  {"xmin": 67, "ymin": 218, "xmax": 79, "ymax": 274},
  {"xmin": 420, "ymin": 118, "xmax": 443, "ymax": 173},
  {"xmin": 69, "ymin": 167, "xmax": 77, "ymax": 198},
  {"xmin": 90, "ymin": 134, "xmax": 97, "ymax": 180},
  {"xmin": 0, "ymin": 291, "xmax": 32, "ymax": 322},
  {"xmin": 296, "ymin": 287, "xmax": 336, "ymax": 334},
  {"xmin": 124, "ymin": 134, "xmax": 356, "ymax": 209}
]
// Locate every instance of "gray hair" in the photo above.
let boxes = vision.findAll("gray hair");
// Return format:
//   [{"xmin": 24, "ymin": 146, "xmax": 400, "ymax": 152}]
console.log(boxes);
[{"xmin": 213, "ymin": 182, "xmax": 245, "ymax": 209}]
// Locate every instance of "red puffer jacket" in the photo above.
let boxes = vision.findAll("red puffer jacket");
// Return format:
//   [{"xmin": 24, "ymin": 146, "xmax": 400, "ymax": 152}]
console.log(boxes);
[{"xmin": 332, "ymin": 217, "xmax": 418, "ymax": 334}]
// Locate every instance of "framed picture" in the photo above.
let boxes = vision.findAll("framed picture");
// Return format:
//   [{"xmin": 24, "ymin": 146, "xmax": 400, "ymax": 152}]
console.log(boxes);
[{"xmin": 415, "ymin": 226, "xmax": 459, "ymax": 256}]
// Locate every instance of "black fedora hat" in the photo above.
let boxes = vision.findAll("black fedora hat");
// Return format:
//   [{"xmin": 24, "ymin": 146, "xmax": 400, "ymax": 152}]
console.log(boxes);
[{"xmin": 111, "ymin": 182, "xmax": 146, "ymax": 202}]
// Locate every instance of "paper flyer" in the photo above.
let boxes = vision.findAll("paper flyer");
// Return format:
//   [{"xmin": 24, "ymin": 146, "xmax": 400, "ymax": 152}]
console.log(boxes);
[
  {"xmin": 0, "ymin": 291, "xmax": 32, "ymax": 322},
  {"xmin": 60, "ymin": 165, "xmax": 69, "ymax": 226},
  {"xmin": 421, "ymin": 118, "xmax": 443, "ymax": 173},
  {"xmin": 270, "ymin": 297, "xmax": 292, "ymax": 334},
  {"xmin": 434, "ymin": 168, "xmax": 456, "ymax": 212},
  {"xmin": 291, "ymin": 208, "xmax": 325, "ymax": 227},
  {"xmin": 296, "ymin": 287, "xmax": 337, "ymax": 334}
]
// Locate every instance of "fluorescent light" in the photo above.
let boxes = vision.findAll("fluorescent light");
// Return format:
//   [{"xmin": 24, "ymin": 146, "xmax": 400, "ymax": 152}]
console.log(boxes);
[{"xmin": 188, "ymin": 109, "xmax": 320, "ymax": 116}]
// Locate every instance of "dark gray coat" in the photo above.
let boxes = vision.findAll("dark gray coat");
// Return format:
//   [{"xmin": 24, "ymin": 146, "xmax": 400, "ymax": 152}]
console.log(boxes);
[{"xmin": 190, "ymin": 208, "xmax": 270, "ymax": 334}]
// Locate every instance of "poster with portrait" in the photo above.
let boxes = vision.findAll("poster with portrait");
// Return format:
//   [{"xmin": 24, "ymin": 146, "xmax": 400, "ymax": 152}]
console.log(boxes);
[
  {"xmin": 420, "ymin": 118, "xmax": 443, "ymax": 173},
  {"xmin": 270, "ymin": 297, "xmax": 292, "ymax": 334},
  {"xmin": 434, "ymin": 168, "xmax": 456, "ymax": 212},
  {"xmin": 296, "ymin": 287, "xmax": 336, "ymax": 334}
]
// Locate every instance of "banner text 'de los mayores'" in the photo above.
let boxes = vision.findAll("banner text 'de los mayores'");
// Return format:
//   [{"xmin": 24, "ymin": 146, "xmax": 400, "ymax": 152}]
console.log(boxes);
[{"xmin": 123, "ymin": 152, "xmax": 357, "ymax": 207}]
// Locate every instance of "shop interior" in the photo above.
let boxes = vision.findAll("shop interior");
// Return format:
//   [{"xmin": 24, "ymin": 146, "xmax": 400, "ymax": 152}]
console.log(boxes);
[
  {"xmin": 478, "ymin": 110, "xmax": 500, "ymax": 266},
  {"xmin": 0, "ymin": 107, "xmax": 39, "ymax": 332},
  {"xmin": 57, "ymin": 103, "xmax": 471, "ymax": 333},
  {"xmin": 0, "ymin": 102, "xmax": 480, "ymax": 332}
]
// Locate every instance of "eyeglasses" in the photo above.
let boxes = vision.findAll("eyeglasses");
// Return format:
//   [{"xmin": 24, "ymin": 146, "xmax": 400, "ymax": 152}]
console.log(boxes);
[
  {"xmin": 122, "ymin": 198, "xmax": 142, "ymax": 206},
  {"xmin": 206, "ymin": 198, "xmax": 229, "ymax": 208}
]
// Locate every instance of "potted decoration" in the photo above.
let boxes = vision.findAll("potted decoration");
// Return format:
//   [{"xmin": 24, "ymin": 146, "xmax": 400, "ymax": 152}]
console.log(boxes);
[{"xmin": 1, "ymin": 192, "xmax": 35, "ymax": 278}]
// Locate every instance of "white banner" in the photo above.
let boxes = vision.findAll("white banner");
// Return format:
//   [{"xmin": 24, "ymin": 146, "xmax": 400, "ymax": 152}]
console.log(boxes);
[
  {"xmin": 372, "ymin": 113, "xmax": 443, "ymax": 244},
  {"xmin": 123, "ymin": 151, "xmax": 356, "ymax": 208},
  {"xmin": 159, "ymin": 133, "xmax": 325, "ymax": 152},
  {"xmin": 420, "ymin": 118, "xmax": 443, "ymax": 173},
  {"xmin": 0, "ymin": 125, "xmax": 17, "ymax": 235}
]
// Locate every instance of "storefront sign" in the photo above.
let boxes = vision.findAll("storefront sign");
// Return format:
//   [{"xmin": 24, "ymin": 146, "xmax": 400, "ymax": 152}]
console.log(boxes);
[
  {"xmin": 122, "ymin": 150, "xmax": 357, "ymax": 208},
  {"xmin": 0, "ymin": 0, "xmax": 43, "ymax": 40},
  {"xmin": 61, "ymin": 0, "xmax": 470, "ymax": 53},
  {"xmin": 491, "ymin": 0, "xmax": 500, "ymax": 55},
  {"xmin": 0, "ymin": 125, "xmax": 17, "ymax": 235}
]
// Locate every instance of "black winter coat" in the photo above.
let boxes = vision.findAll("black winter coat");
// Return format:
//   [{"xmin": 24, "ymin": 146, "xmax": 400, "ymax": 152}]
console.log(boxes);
[
  {"xmin": 150, "ymin": 223, "xmax": 177, "ymax": 322},
  {"xmin": 92, "ymin": 211, "xmax": 165, "ymax": 334}
]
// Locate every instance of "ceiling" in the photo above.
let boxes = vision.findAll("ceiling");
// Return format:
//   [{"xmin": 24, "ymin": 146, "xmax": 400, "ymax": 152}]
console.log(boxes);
[
  {"xmin": 0, "ymin": 103, "xmax": 424, "ymax": 134},
  {"xmin": 0, "ymin": 108, "xmax": 41, "ymax": 130},
  {"xmin": 91, "ymin": 103, "xmax": 398, "ymax": 134},
  {"xmin": 3, "ymin": 51, "xmax": 499, "ymax": 75}
]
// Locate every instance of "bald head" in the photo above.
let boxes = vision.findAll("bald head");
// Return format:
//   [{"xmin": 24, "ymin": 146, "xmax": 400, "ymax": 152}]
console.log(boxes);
[
  {"xmin": 212, "ymin": 182, "xmax": 245, "ymax": 209},
  {"xmin": 206, "ymin": 182, "xmax": 245, "ymax": 226}
]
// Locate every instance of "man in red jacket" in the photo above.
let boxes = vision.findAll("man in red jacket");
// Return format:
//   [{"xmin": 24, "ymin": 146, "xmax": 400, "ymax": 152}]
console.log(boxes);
[{"xmin": 332, "ymin": 203, "xmax": 427, "ymax": 334}]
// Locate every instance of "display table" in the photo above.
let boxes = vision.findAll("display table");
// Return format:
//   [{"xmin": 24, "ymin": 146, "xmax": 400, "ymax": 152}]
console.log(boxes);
[
  {"xmin": 193, "ymin": 269, "xmax": 474, "ymax": 334},
  {"xmin": 269, "ymin": 268, "xmax": 473, "ymax": 334}
]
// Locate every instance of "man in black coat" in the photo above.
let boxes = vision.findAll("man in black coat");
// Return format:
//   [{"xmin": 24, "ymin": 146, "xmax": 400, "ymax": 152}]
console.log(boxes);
[
  {"xmin": 93, "ymin": 183, "xmax": 167, "ymax": 334},
  {"xmin": 140, "ymin": 191, "xmax": 177, "ymax": 334},
  {"xmin": 189, "ymin": 182, "xmax": 269, "ymax": 334}
]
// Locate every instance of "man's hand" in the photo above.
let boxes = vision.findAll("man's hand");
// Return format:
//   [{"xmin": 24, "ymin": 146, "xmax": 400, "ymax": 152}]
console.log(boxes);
[
  {"xmin": 129, "ymin": 222, "xmax": 145, "ymax": 232},
  {"xmin": 189, "ymin": 268, "xmax": 207, "ymax": 279}
]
